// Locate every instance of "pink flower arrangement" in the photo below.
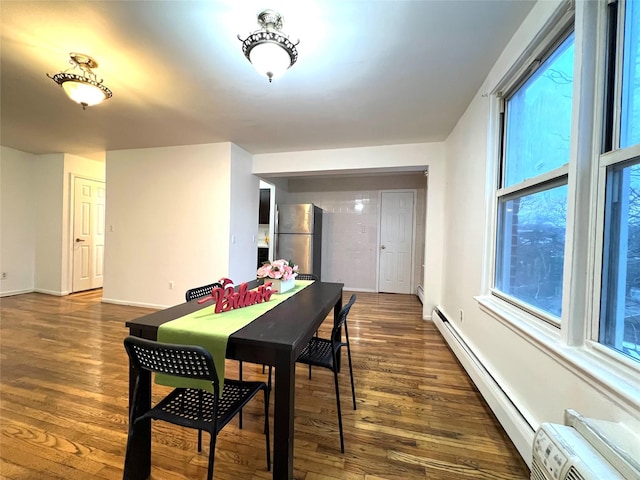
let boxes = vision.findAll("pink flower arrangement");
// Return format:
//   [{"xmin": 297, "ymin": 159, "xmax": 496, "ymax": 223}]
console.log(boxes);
[{"xmin": 257, "ymin": 259, "xmax": 299, "ymax": 281}]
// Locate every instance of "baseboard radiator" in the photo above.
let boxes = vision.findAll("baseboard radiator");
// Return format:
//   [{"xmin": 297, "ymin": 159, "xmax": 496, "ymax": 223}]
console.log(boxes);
[{"xmin": 431, "ymin": 306, "xmax": 535, "ymax": 466}]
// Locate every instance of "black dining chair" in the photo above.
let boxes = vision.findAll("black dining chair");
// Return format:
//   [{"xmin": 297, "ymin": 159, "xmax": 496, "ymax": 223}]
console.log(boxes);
[
  {"xmin": 296, "ymin": 294, "xmax": 357, "ymax": 453},
  {"xmin": 123, "ymin": 336, "xmax": 270, "ymax": 480}
]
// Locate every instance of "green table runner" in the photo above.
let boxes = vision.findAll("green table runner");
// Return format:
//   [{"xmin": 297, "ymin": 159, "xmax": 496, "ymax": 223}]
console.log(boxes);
[{"xmin": 156, "ymin": 280, "xmax": 314, "ymax": 394}]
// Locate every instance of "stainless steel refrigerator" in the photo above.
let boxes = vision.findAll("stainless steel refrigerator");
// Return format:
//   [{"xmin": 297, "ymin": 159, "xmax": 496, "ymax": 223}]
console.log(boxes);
[{"xmin": 275, "ymin": 204, "xmax": 323, "ymax": 280}]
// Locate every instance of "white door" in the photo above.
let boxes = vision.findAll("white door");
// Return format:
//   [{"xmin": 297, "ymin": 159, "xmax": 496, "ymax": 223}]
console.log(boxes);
[
  {"xmin": 72, "ymin": 178, "xmax": 105, "ymax": 292},
  {"xmin": 379, "ymin": 191, "xmax": 414, "ymax": 294}
]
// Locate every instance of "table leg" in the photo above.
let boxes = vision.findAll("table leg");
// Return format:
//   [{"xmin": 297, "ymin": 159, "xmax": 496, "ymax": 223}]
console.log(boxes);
[
  {"xmin": 123, "ymin": 362, "xmax": 151, "ymax": 479},
  {"xmin": 273, "ymin": 350, "xmax": 295, "ymax": 479}
]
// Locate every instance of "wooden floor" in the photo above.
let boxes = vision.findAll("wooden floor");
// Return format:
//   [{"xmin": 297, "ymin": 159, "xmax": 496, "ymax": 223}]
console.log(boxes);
[{"xmin": 0, "ymin": 290, "xmax": 529, "ymax": 480}]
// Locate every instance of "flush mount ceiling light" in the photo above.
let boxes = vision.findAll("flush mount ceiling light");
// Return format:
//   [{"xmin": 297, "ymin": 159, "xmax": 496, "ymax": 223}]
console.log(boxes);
[
  {"xmin": 47, "ymin": 53, "xmax": 113, "ymax": 109},
  {"xmin": 238, "ymin": 9, "xmax": 299, "ymax": 82}
]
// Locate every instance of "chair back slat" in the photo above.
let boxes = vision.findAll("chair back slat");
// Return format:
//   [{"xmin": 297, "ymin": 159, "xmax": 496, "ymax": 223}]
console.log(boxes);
[
  {"xmin": 296, "ymin": 273, "xmax": 318, "ymax": 281},
  {"xmin": 124, "ymin": 336, "xmax": 217, "ymax": 383},
  {"xmin": 331, "ymin": 294, "xmax": 357, "ymax": 338},
  {"xmin": 185, "ymin": 282, "xmax": 223, "ymax": 302}
]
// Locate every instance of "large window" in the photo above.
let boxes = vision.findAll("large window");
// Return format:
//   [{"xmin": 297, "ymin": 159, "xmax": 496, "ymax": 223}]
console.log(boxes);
[
  {"xmin": 600, "ymin": 0, "xmax": 640, "ymax": 362},
  {"xmin": 489, "ymin": 0, "xmax": 640, "ymax": 370},
  {"xmin": 495, "ymin": 32, "xmax": 575, "ymax": 321},
  {"xmin": 488, "ymin": 0, "xmax": 640, "ymax": 390}
]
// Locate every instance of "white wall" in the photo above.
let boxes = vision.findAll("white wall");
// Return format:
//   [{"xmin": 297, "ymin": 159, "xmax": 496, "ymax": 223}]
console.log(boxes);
[
  {"xmin": 438, "ymin": 0, "xmax": 640, "ymax": 463},
  {"xmin": 33, "ymin": 154, "xmax": 65, "ymax": 295},
  {"xmin": 254, "ymin": 142, "xmax": 445, "ymax": 315},
  {"xmin": 258, "ymin": 178, "xmax": 286, "ymax": 260},
  {"xmin": 103, "ymin": 142, "xmax": 254, "ymax": 308},
  {"xmin": 229, "ymin": 143, "xmax": 260, "ymax": 282},
  {"xmin": 286, "ymin": 174, "xmax": 426, "ymax": 292},
  {"xmin": 254, "ymin": 143, "xmax": 437, "ymax": 177},
  {"xmin": 423, "ymin": 155, "xmax": 445, "ymax": 317},
  {"xmin": 0, "ymin": 148, "xmax": 105, "ymax": 296},
  {"xmin": 0, "ymin": 146, "xmax": 36, "ymax": 295}
]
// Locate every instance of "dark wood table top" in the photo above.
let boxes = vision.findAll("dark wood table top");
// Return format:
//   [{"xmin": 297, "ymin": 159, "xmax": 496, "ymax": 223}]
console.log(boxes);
[{"xmin": 126, "ymin": 280, "xmax": 345, "ymax": 364}]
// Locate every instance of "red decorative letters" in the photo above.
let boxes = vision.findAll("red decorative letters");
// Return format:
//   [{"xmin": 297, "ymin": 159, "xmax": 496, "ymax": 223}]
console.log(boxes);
[{"xmin": 197, "ymin": 278, "xmax": 275, "ymax": 313}]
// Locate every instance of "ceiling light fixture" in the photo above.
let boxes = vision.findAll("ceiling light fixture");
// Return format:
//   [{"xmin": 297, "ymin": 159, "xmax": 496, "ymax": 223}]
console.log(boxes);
[
  {"xmin": 47, "ymin": 53, "xmax": 113, "ymax": 109},
  {"xmin": 238, "ymin": 9, "xmax": 299, "ymax": 83}
]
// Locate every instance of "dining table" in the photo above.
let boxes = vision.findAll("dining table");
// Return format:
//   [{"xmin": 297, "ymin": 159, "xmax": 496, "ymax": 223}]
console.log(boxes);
[{"xmin": 123, "ymin": 279, "xmax": 344, "ymax": 480}]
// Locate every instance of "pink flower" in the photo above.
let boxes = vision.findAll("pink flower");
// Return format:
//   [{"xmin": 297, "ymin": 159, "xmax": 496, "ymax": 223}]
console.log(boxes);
[
  {"xmin": 256, "ymin": 264, "xmax": 273, "ymax": 278},
  {"xmin": 257, "ymin": 259, "xmax": 299, "ymax": 281}
]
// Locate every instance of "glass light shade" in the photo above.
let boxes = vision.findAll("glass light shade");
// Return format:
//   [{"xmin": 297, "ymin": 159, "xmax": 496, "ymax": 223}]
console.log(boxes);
[
  {"xmin": 249, "ymin": 42, "xmax": 292, "ymax": 81},
  {"xmin": 62, "ymin": 80, "xmax": 108, "ymax": 107}
]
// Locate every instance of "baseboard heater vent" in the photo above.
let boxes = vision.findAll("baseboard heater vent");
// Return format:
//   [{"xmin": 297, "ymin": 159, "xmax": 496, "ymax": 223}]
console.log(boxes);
[
  {"xmin": 432, "ymin": 307, "xmax": 504, "ymax": 386},
  {"xmin": 432, "ymin": 306, "xmax": 534, "ymax": 461}
]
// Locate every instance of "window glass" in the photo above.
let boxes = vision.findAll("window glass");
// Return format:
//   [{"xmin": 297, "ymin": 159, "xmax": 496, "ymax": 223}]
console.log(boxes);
[
  {"xmin": 495, "ymin": 32, "xmax": 574, "ymax": 320},
  {"xmin": 600, "ymin": 162, "xmax": 640, "ymax": 361},
  {"xmin": 620, "ymin": 0, "xmax": 640, "ymax": 148},
  {"xmin": 504, "ymin": 34, "xmax": 575, "ymax": 188},
  {"xmin": 496, "ymin": 186, "xmax": 567, "ymax": 317}
]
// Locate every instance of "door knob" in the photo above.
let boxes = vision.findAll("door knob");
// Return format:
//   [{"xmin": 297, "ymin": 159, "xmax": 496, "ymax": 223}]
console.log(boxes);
[
  {"xmin": 381, "ymin": 245, "xmax": 386, "ymax": 249},
  {"xmin": 75, "ymin": 238, "xmax": 85, "ymax": 243}
]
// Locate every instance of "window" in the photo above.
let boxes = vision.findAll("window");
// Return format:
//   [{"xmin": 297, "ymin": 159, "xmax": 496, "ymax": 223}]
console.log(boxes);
[
  {"xmin": 599, "ymin": 0, "xmax": 640, "ymax": 362},
  {"xmin": 620, "ymin": 0, "xmax": 640, "ymax": 149},
  {"xmin": 495, "ymin": 32, "xmax": 575, "ymax": 322}
]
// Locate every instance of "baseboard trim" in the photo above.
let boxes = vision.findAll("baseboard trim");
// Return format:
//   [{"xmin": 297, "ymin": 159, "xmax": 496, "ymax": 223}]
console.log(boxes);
[
  {"xmin": 0, "ymin": 288, "xmax": 35, "ymax": 297},
  {"xmin": 101, "ymin": 297, "xmax": 167, "ymax": 310},
  {"xmin": 344, "ymin": 287, "xmax": 377, "ymax": 293},
  {"xmin": 34, "ymin": 288, "xmax": 67, "ymax": 296},
  {"xmin": 417, "ymin": 285, "xmax": 424, "ymax": 304},
  {"xmin": 432, "ymin": 306, "xmax": 534, "ymax": 467}
]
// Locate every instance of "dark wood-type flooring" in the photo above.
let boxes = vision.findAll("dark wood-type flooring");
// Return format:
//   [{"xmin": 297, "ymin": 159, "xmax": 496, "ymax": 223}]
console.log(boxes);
[{"xmin": 0, "ymin": 289, "xmax": 529, "ymax": 479}]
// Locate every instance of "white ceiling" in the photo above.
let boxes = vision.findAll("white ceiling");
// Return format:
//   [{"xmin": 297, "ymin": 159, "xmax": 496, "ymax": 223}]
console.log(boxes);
[{"xmin": 0, "ymin": 0, "xmax": 535, "ymax": 160}]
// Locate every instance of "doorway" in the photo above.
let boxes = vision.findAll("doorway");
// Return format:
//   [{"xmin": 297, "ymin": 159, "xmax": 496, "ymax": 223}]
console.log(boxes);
[
  {"xmin": 378, "ymin": 190, "xmax": 415, "ymax": 294},
  {"xmin": 72, "ymin": 177, "xmax": 105, "ymax": 293}
]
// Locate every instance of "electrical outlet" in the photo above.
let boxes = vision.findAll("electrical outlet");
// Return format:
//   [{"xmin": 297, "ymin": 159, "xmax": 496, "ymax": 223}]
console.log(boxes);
[
  {"xmin": 459, "ymin": 309, "xmax": 464, "ymax": 323},
  {"xmin": 1, "ymin": 272, "xmax": 7, "ymax": 280},
  {"xmin": 169, "ymin": 281, "xmax": 174, "ymax": 290}
]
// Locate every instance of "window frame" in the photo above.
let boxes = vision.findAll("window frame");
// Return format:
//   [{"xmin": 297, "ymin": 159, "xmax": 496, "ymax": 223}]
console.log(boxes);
[{"xmin": 491, "ymin": 23, "xmax": 576, "ymax": 328}]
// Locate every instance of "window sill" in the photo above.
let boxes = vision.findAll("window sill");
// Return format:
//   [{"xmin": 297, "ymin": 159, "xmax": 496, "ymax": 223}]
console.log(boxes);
[{"xmin": 475, "ymin": 295, "xmax": 640, "ymax": 415}]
